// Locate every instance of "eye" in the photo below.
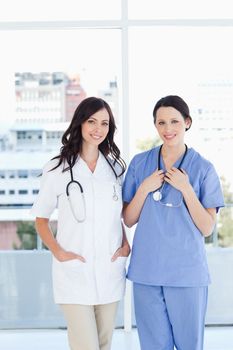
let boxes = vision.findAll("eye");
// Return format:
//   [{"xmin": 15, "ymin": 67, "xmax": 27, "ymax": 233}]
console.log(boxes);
[
  {"xmin": 87, "ymin": 119, "xmax": 95, "ymax": 124},
  {"xmin": 102, "ymin": 122, "xmax": 109, "ymax": 126},
  {"xmin": 158, "ymin": 121, "xmax": 165, "ymax": 125},
  {"xmin": 171, "ymin": 120, "xmax": 179, "ymax": 124}
]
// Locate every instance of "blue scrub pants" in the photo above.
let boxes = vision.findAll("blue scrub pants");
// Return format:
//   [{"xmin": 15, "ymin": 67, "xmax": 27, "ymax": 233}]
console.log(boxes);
[{"xmin": 133, "ymin": 283, "xmax": 208, "ymax": 350}]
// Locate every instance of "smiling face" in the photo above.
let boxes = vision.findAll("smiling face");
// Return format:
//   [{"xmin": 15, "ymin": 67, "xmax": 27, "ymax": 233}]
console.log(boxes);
[
  {"xmin": 155, "ymin": 106, "xmax": 191, "ymax": 146},
  {"xmin": 81, "ymin": 108, "xmax": 110, "ymax": 147}
]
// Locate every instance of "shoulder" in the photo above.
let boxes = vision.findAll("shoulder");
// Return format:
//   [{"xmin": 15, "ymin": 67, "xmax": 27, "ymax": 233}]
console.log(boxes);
[
  {"xmin": 190, "ymin": 148, "xmax": 213, "ymax": 171},
  {"xmin": 106, "ymin": 155, "xmax": 125, "ymax": 177},
  {"xmin": 42, "ymin": 158, "xmax": 65, "ymax": 176},
  {"xmin": 189, "ymin": 148, "xmax": 218, "ymax": 181},
  {"xmin": 129, "ymin": 147, "xmax": 158, "ymax": 170}
]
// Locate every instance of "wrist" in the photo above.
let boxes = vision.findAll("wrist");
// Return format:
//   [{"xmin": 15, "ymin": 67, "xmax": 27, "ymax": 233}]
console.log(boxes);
[
  {"xmin": 181, "ymin": 183, "xmax": 194, "ymax": 197},
  {"xmin": 138, "ymin": 183, "xmax": 150, "ymax": 197},
  {"xmin": 51, "ymin": 243, "xmax": 63, "ymax": 258}
]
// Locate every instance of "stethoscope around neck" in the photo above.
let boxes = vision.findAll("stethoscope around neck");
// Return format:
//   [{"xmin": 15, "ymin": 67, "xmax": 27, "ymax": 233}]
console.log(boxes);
[
  {"xmin": 66, "ymin": 153, "xmax": 120, "ymax": 222},
  {"xmin": 152, "ymin": 144, "xmax": 188, "ymax": 207}
]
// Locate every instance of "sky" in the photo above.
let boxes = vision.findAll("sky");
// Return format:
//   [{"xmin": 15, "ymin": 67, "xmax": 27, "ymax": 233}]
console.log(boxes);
[{"xmin": 0, "ymin": 29, "xmax": 121, "ymax": 129}]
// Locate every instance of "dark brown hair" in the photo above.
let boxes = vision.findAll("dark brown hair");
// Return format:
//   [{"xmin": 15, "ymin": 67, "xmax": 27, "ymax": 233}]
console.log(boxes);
[
  {"xmin": 51, "ymin": 96, "xmax": 126, "ymax": 176},
  {"xmin": 153, "ymin": 95, "xmax": 192, "ymax": 131}
]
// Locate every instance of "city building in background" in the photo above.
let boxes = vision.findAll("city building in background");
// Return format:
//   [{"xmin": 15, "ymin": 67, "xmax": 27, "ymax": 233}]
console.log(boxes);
[
  {"xmin": 0, "ymin": 71, "xmax": 119, "ymax": 249},
  {"xmin": 195, "ymin": 79, "xmax": 233, "ymax": 143},
  {"xmin": 15, "ymin": 72, "xmax": 86, "ymax": 123},
  {"xmin": 192, "ymin": 79, "xmax": 233, "ymax": 190},
  {"xmin": 98, "ymin": 80, "xmax": 119, "ymax": 123}
]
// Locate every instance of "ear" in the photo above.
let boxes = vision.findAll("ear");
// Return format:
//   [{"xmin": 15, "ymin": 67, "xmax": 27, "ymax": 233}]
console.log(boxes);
[{"xmin": 185, "ymin": 117, "xmax": 192, "ymax": 131}]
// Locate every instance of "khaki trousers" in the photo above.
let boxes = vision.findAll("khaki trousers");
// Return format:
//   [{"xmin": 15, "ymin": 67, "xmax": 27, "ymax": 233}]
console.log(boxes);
[{"xmin": 60, "ymin": 302, "xmax": 118, "ymax": 350}]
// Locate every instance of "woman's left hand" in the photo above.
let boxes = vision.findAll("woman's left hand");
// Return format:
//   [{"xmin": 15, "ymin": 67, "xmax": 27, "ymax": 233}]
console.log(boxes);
[
  {"xmin": 111, "ymin": 243, "xmax": 131, "ymax": 262},
  {"xmin": 164, "ymin": 167, "xmax": 190, "ymax": 192}
]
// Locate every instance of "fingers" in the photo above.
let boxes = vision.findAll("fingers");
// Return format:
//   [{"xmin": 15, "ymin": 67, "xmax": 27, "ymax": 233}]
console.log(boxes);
[
  {"xmin": 164, "ymin": 168, "xmax": 181, "ymax": 182},
  {"xmin": 111, "ymin": 248, "xmax": 121, "ymax": 262},
  {"xmin": 111, "ymin": 245, "xmax": 130, "ymax": 261},
  {"xmin": 180, "ymin": 168, "xmax": 187, "ymax": 174},
  {"xmin": 155, "ymin": 169, "xmax": 164, "ymax": 176},
  {"xmin": 65, "ymin": 251, "xmax": 86, "ymax": 262},
  {"xmin": 166, "ymin": 167, "xmax": 186, "ymax": 176},
  {"xmin": 76, "ymin": 254, "xmax": 86, "ymax": 263}
]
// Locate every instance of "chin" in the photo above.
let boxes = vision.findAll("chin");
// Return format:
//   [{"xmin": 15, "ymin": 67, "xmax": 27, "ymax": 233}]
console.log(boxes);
[{"xmin": 163, "ymin": 138, "xmax": 176, "ymax": 144}]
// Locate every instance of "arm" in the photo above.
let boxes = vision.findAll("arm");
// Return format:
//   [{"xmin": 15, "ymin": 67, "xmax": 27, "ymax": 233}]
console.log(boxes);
[
  {"xmin": 181, "ymin": 185, "xmax": 216, "ymax": 237},
  {"xmin": 165, "ymin": 168, "xmax": 216, "ymax": 237},
  {"xmin": 123, "ymin": 169, "xmax": 164, "ymax": 227},
  {"xmin": 35, "ymin": 217, "xmax": 85, "ymax": 262}
]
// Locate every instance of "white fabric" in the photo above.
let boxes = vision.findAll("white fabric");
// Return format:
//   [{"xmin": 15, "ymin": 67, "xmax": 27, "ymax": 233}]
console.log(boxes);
[{"xmin": 31, "ymin": 153, "xmax": 126, "ymax": 305}]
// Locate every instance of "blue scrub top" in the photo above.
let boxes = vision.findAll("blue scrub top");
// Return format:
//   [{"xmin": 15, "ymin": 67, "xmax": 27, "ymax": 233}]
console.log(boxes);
[{"xmin": 123, "ymin": 146, "xmax": 224, "ymax": 287}]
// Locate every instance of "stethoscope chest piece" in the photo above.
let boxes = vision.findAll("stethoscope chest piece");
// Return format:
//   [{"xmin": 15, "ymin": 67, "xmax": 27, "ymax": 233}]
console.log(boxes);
[
  {"xmin": 113, "ymin": 194, "xmax": 118, "ymax": 201},
  {"xmin": 152, "ymin": 144, "xmax": 188, "ymax": 206},
  {"xmin": 112, "ymin": 184, "xmax": 119, "ymax": 201},
  {"xmin": 153, "ymin": 190, "xmax": 162, "ymax": 201}
]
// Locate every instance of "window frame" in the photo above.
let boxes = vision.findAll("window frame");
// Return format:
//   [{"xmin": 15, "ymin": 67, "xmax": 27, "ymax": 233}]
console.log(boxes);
[{"xmin": 1, "ymin": 0, "xmax": 232, "ymax": 331}]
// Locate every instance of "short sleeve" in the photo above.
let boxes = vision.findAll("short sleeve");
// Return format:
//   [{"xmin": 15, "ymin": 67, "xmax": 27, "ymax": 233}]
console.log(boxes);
[
  {"xmin": 200, "ymin": 164, "xmax": 224, "ymax": 212},
  {"xmin": 30, "ymin": 162, "xmax": 58, "ymax": 219},
  {"xmin": 122, "ymin": 157, "xmax": 137, "ymax": 203}
]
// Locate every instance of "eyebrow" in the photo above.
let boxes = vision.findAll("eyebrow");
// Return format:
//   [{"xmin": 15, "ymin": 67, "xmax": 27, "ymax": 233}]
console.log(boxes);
[
  {"xmin": 89, "ymin": 117, "xmax": 109, "ymax": 122},
  {"xmin": 157, "ymin": 117, "xmax": 179, "ymax": 121}
]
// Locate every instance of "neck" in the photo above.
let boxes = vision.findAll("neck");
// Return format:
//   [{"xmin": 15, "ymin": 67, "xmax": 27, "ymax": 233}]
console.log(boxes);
[
  {"xmin": 80, "ymin": 143, "xmax": 99, "ymax": 163},
  {"xmin": 161, "ymin": 143, "xmax": 186, "ymax": 159}
]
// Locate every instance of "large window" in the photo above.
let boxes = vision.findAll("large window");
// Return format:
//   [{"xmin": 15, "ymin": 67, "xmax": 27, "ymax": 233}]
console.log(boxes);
[
  {"xmin": 128, "ymin": 0, "xmax": 233, "ymax": 19},
  {"xmin": 0, "ymin": 0, "xmax": 120, "ymax": 21},
  {"xmin": 0, "ymin": 3, "xmax": 232, "ymax": 248},
  {"xmin": 128, "ymin": 26, "xmax": 233, "ymax": 247},
  {"xmin": 0, "ymin": 0, "xmax": 233, "ymax": 331},
  {"xmin": 0, "ymin": 28, "xmax": 121, "ymax": 250}
]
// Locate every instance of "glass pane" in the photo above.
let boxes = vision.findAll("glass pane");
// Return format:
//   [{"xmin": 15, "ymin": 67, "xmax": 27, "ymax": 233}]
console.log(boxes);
[
  {"xmin": 0, "ymin": 0, "xmax": 120, "ymax": 21},
  {"xmin": 129, "ymin": 26, "xmax": 233, "ymax": 245},
  {"xmin": 0, "ymin": 29, "xmax": 121, "ymax": 250},
  {"xmin": 129, "ymin": 0, "xmax": 233, "ymax": 19}
]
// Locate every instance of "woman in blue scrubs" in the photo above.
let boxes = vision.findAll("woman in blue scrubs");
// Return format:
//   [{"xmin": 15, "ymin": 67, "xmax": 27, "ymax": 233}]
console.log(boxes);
[{"xmin": 122, "ymin": 95, "xmax": 224, "ymax": 350}]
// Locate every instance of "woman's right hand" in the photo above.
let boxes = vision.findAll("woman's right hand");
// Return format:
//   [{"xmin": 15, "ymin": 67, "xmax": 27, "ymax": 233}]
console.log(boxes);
[
  {"xmin": 140, "ymin": 169, "xmax": 164, "ymax": 194},
  {"xmin": 35, "ymin": 218, "xmax": 86, "ymax": 263},
  {"xmin": 54, "ymin": 246, "xmax": 86, "ymax": 263}
]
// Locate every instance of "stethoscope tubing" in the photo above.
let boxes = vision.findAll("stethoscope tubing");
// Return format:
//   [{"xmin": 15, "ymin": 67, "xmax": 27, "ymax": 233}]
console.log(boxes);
[
  {"xmin": 66, "ymin": 152, "xmax": 120, "ymax": 222},
  {"xmin": 66, "ymin": 152, "xmax": 118, "ymax": 197},
  {"xmin": 153, "ymin": 144, "xmax": 188, "ymax": 204},
  {"xmin": 157, "ymin": 144, "xmax": 188, "ymax": 172}
]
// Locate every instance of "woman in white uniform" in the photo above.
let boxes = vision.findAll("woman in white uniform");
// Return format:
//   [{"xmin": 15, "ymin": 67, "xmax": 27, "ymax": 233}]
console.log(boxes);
[
  {"xmin": 31, "ymin": 96, "xmax": 130, "ymax": 350},
  {"xmin": 122, "ymin": 95, "xmax": 224, "ymax": 350}
]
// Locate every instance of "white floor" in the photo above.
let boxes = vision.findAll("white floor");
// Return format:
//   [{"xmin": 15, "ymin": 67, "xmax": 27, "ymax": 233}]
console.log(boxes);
[{"xmin": 0, "ymin": 327, "xmax": 233, "ymax": 350}]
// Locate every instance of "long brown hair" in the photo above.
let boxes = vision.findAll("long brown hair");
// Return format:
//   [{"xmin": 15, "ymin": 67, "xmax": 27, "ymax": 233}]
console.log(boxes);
[{"xmin": 51, "ymin": 96, "xmax": 126, "ymax": 176}]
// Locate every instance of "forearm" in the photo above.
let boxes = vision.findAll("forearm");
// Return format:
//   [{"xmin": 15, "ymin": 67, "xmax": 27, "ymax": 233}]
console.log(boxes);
[
  {"xmin": 182, "ymin": 185, "xmax": 216, "ymax": 237},
  {"xmin": 123, "ymin": 184, "xmax": 149, "ymax": 227},
  {"xmin": 35, "ymin": 217, "xmax": 61, "ymax": 256},
  {"xmin": 121, "ymin": 222, "xmax": 130, "ymax": 247}
]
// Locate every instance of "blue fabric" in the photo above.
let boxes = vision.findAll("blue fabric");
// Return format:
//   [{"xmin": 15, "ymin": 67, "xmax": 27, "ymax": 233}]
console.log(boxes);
[
  {"xmin": 133, "ymin": 283, "xmax": 208, "ymax": 350},
  {"xmin": 123, "ymin": 147, "xmax": 224, "ymax": 287}
]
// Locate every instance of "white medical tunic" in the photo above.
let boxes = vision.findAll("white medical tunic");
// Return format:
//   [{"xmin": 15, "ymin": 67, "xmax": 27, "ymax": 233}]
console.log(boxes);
[{"xmin": 31, "ymin": 153, "xmax": 126, "ymax": 305}]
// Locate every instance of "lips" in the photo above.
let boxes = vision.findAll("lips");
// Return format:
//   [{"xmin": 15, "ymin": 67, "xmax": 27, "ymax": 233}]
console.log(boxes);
[
  {"xmin": 164, "ymin": 134, "xmax": 176, "ymax": 140},
  {"xmin": 91, "ymin": 134, "xmax": 102, "ymax": 140}
]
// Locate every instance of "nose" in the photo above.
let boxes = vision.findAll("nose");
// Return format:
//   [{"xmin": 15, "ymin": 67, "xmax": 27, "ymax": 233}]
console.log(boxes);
[
  {"xmin": 94, "ymin": 124, "xmax": 102, "ymax": 133},
  {"xmin": 164, "ymin": 122, "xmax": 172, "ymax": 131}
]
